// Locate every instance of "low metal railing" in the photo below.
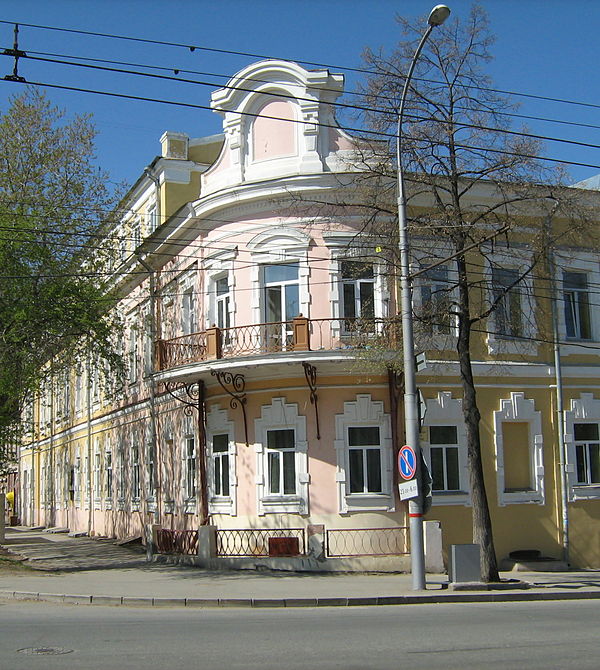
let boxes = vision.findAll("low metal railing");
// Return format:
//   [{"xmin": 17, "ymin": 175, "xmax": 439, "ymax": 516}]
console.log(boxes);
[
  {"xmin": 157, "ymin": 332, "xmax": 208, "ymax": 369},
  {"xmin": 155, "ymin": 528, "xmax": 198, "ymax": 555},
  {"xmin": 156, "ymin": 317, "xmax": 402, "ymax": 371},
  {"xmin": 325, "ymin": 527, "xmax": 409, "ymax": 558},
  {"xmin": 220, "ymin": 321, "xmax": 294, "ymax": 357},
  {"xmin": 216, "ymin": 528, "xmax": 306, "ymax": 557}
]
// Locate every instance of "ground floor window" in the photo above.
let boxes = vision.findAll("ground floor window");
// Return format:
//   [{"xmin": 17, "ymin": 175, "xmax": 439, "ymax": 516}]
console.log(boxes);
[
  {"xmin": 429, "ymin": 425, "xmax": 460, "ymax": 492},
  {"xmin": 335, "ymin": 394, "xmax": 393, "ymax": 513},
  {"xmin": 574, "ymin": 423, "xmax": 600, "ymax": 485}
]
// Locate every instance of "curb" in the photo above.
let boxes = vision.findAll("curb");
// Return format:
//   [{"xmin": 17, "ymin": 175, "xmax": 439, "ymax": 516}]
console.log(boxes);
[{"xmin": 2, "ymin": 588, "xmax": 600, "ymax": 609}]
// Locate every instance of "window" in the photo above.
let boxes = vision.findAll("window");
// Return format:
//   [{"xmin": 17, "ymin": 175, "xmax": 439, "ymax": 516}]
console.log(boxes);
[
  {"xmin": 131, "ymin": 445, "xmax": 141, "ymax": 501},
  {"xmin": 421, "ymin": 392, "xmax": 469, "ymax": 505},
  {"xmin": 184, "ymin": 436, "xmax": 196, "ymax": 501},
  {"xmin": 492, "ymin": 267, "xmax": 522, "ymax": 338},
  {"xmin": 429, "ymin": 425, "xmax": 460, "ymax": 492},
  {"xmin": 207, "ymin": 405, "xmax": 236, "ymax": 515},
  {"xmin": 147, "ymin": 204, "xmax": 158, "ymax": 233},
  {"xmin": 131, "ymin": 218, "xmax": 142, "ymax": 250},
  {"xmin": 334, "ymin": 395, "xmax": 393, "ymax": 513},
  {"xmin": 212, "ymin": 434, "xmax": 230, "ymax": 497},
  {"xmin": 341, "ymin": 261, "xmax": 374, "ymax": 327},
  {"xmin": 216, "ymin": 276, "xmax": 231, "ymax": 332},
  {"xmin": 94, "ymin": 449, "xmax": 101, "ymax": 502},
  {"xmin": 128, "ymin": 328, "xmax": 138, "ymax": 384},
  {"xmin": 574, "ymin": 423, "xmax": 600, "ymax": 485},
  {"xmin": 565, "ymin": 395, "xmax": 600, "ymax": 499},
  {"xmin": 117, "ymin": 448, "xmax": 126, "ymax": 503},
  {"xmin": 182, "ymin": 287, "xmax": 196, "ymax": 335},
  {"xmin": 564, "ymin": 271, "xmax": 591, "ymax": 340},
  {"xmin": 255, "ymin": 398, "xmax": 308, "ymax": 515},
  {"xmin": 493, "ymin": 393, "xmax": 544, "ymax": 505},
  {"xmin": 263, "ymin": 263, "xmax": 299, "ymax": 349},
  {"xmin": 105, "ymin": 448, "xmax": 113, "ymax": 500},
  {"xmin": 418, "ymin": 265, "xmax": 451, "ymax": 335},
  {"xmin": 266, "ymin": 429, "xmax": 296, "ymax": 495},
  {"xmin": 348, "ymin": 427, "xmax": 382, "ymax": 493}
]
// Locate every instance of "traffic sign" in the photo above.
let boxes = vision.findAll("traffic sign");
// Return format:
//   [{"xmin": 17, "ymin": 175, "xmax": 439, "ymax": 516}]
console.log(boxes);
[
  {"xmin": 398, "ymin": 444, "xmax": 417, "ymax": 481},
  {"xmin": 398, "ymin": 479, "xmax": 419, "ymax": 501}
]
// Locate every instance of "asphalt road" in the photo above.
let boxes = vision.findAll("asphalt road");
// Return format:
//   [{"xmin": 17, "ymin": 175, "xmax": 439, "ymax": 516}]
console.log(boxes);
[{"xmin": 1, "ymin": 599, "xmax": 599, "ymax": 669}]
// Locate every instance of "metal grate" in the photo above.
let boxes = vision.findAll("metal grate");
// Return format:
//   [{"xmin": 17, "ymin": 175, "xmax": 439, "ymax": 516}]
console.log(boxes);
[
  {"xmin": 155, "ymin": 528, "xmax": 198, "ymax": 555},
  {"xmin": 216, "ymin": 528, "xmax": 306, "ymax": 557},
  {"xmin": 325, "ymin": 527, "xmax": 409, "ymax": 557}
]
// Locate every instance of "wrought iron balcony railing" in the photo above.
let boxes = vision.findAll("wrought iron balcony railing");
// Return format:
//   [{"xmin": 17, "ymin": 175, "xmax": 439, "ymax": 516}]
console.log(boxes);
[{"xmin": 156, "ymin": 316, "xmax": 401, "ymax": 371}]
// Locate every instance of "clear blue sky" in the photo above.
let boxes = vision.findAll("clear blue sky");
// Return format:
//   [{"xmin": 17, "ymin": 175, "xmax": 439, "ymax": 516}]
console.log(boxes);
[{"xmin": 0, "ymin": 0, "xmax": 599, "ymax": 188}]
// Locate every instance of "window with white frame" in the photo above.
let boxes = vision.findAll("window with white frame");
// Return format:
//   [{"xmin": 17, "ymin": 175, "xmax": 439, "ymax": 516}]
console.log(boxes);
[
  {"xmin": 182, "ymin": 285, "xmax": 196, "ymax": 335},
  {"xmin": 93, "ymin": 447, "xmax": 101, "ymax": 506},
  {"xmin": 184, "ymin": 435, "xmax": 196, "ymax": 511},
  {"xmin": 493, "ymin": 393, "xmax": 544, "ymax": 505},
  {"xmin": 417, "ymin": 264, "xmax": 451, "ymax": 335},
  {"xmin": 254, "ymin": 398, "xmax": 308, "ymax": 515},
  {"xmin": 263, "ymin": 263, "xmax": 300, "ymax": 349},
  {"xmin": 563, "ymin": 271, "xmax": 592, "ymax": 340},
  {"xmin": 492, "ymin": 267, "xmax": 523, "ymax": 338},
  {"xmin": 207, "ymin": 404, "xmax": 236, "ymax": 515},
  {"xmin": 334, "ymin": 394, "xmax": 393, "ymax": 513},
  {"xmin": 105, "ymin": 445, "xmax": 113, "ymax": 505},
  {"xmin": 131, "ymin": 444, "xmax": 141, "ymax": 503},
  {"xmin": 131, "ymin": 217, "xmax": 142, "ymax": 250},
  {"xmin": 147, "ymin": 203, "xmax": 158, "ymax": 233},
  {"xmin": 564, "ymin": 394, "xmax": 600, "ymax": 500},
  {"xmin": 216, "ymin": 275, "xmax": 231, "ymax": 332},
  {"xmin": 117, "ymin": 447, "xmax": 126, "ymax": 507},
  {"xmin": 341, "ymin": 261, "xmax": 375, "ymax": 330},
  {"xmin": 128, "ymin": 327, "xmax": 138, "ymax": 384}
]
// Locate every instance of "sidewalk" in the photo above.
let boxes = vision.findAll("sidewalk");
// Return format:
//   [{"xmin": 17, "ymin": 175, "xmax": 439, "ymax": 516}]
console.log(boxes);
[{"xmin": 2, "ymin": 527, "xmax": 600, "ymax": 608}]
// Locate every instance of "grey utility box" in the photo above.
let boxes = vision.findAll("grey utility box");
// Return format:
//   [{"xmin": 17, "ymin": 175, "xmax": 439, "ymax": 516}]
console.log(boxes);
[{"xmin": 449, "ymin": 544, "xmax": 481, "ymax": 583}]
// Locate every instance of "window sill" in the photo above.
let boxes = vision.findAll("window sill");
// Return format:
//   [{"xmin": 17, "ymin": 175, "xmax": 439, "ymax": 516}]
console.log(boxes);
[
  {"xmin": 184, "ymin": 498, "xmax": 197, "ymax": 514},
  {"xmin": 571, "ymin": 484, "xmax": 600, "ymax": 500},
  {"xmin": 343, "ymin": 493, "xmax": 393, "ymax": 513},
  {"xmin": 260, "ymin": 495, "xmax": 306, "ymax": 515},
  {"xmin": 499, "ymin": 491, "xmax": 543, "ymax": 505},
  {"xmin": 431, "ymin": 490, "xmax": 470, "ymax": 506}
]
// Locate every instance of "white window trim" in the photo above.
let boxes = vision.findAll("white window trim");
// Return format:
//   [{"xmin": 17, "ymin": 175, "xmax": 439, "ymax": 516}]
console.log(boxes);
[
  {"xmin": 334, "ymin": 394, "xmax": 394, "ymax": 514},
  {"xmin": 254, "ymin": 397, "xmax": 309, "ymax": 516},
  {"xmin": 493, "ymin": 392, "xmax": 544, "ymax": 506},
  {"xmin": 564, "ymin": 393, "xmax": 600, "ymax": 501},
  {"xmin": 207, "ymin": 404, "xmax": 237, "ymax": 515},
  {"xmin": 422, "ymin": 391, "xmax": 470, "ymax": 506}
]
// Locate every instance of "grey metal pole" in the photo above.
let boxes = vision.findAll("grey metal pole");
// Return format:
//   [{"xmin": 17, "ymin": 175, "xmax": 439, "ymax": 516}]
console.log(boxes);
[{"xmin": 396, "ymin": 5, "xmax": 450, "ymax": 591}]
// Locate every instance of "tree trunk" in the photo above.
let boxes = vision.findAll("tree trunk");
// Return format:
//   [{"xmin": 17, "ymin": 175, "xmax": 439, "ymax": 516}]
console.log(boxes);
[{"xmin": 456, "ymin": 256, "xmax": 500, "ymax": 583}]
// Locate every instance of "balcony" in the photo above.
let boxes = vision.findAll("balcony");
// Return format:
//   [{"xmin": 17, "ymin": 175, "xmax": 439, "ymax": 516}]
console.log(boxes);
[{"xmin": 156, "ymin": 316, "xmax": 401, "ymax": 371}]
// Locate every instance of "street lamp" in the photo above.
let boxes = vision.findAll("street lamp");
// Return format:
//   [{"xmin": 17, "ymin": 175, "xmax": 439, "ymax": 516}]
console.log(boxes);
[{"xmin": 396, "ymin": 5, "xmax": 450, "ymax": 591}]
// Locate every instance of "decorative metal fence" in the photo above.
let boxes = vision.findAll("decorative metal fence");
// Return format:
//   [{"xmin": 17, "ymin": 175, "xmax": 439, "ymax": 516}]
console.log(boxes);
[
  {"xmin": 220, "ymin": 322, "xmax": 294, "ymax": 358},
  {"xmin": 325, "ymin": 527, "xmax": 409, "ymax": 558},
  {"xmin": 155, "ymin": 528, "xmax": 198, "ymax": 555},
  {"xmin": 157, "ymin": 332, "xmax": 208, "ymax": 369},
  {"xmin": 216, "ymin": 528, "xmax": 306, "ymax": 557}
]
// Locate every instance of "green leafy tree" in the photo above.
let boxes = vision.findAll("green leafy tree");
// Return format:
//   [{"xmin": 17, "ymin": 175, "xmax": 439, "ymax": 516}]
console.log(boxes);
[{"xmin": 0, "ymin": 88, "xmax": 124, "ymax": 468}]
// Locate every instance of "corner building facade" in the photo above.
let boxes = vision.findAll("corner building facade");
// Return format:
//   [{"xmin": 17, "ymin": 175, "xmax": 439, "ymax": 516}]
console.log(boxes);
[{"xmin": 18, "ymin": 60, "xmax": 600, "ymax": 570}]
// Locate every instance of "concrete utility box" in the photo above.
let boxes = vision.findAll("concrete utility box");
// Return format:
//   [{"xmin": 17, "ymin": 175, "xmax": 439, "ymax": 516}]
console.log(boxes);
[{"xmin": 449, "ymin": 544, "xmax": 480, "ymax": 583}]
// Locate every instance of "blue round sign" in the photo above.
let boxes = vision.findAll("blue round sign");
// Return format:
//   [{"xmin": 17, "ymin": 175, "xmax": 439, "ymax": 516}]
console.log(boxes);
[{"xmin": 398, "ymin": 445, "xmax": 417, "ymax": 481}]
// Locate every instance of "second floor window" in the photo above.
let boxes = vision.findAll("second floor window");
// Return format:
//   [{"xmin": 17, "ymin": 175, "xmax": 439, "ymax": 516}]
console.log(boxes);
[
  {"xmin": 185, "ymin": 436, "xmax": 196, "ymax": 500},
  {"xmin": 182, "ymin": 287, "xmax": 196, "ymax": 335},
  {"xmin": 492, "ymin": 267, "xmax": 523, "ymax": 338},
  {"xmin": 419, "ymin": 265, "xmax": 451, "ymax": 335},
  {"xmin": 564, "ymin": 271, "xmax": 592, "ymax": 340},
  {"xmin": 264, "ymin": 263, "xmax": 299, "ymax": 349},
  {"xmin": 216, "ymin": 276, "xmax": 231, "ymax": 332},
  {"xmin": 341, "ymin": 261, "xmax": 375, "ymax": 325}
]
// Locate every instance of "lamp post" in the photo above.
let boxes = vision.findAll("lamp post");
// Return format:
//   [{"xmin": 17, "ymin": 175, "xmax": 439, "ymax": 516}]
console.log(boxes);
[{"xmin": 396, "ymin": 4, "xmax": 450, "ymax": 591}]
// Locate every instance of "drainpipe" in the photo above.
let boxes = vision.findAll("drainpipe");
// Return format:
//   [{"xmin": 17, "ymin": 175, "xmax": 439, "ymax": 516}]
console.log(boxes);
[
  {"xmin": 546, "ymin": 209, "xmax": 569, "ymax": 565},
  {"xmin": 86, "ymin": 355, "xmax": 93, "ymax": 536},
  {"xmin": 137, "ymin": 254, "xmax": 160, "ymax": 524}
]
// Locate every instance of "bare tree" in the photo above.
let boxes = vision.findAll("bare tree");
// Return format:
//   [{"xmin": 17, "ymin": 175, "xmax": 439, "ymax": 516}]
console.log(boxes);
[{"xmin": 341, "ymin": 4, "xmax": 596, "ymax": 581}]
